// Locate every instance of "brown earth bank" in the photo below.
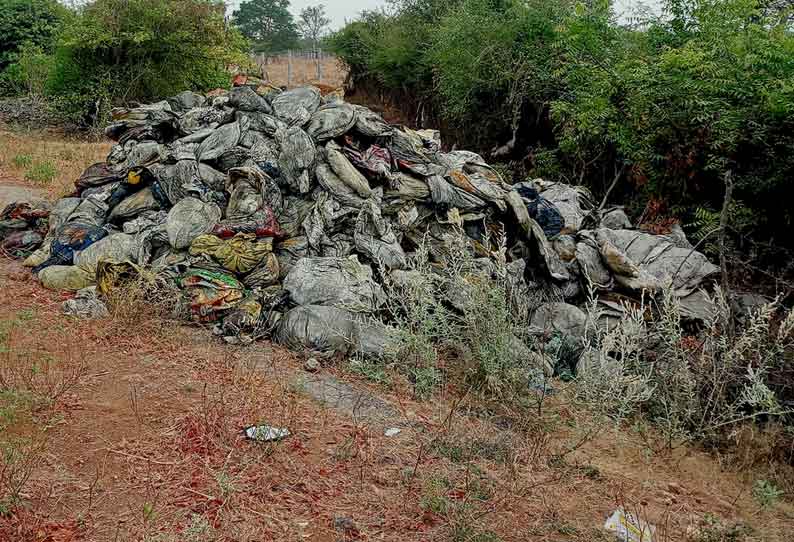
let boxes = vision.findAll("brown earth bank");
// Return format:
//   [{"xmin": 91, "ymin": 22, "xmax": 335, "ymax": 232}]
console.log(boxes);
[{"xmin": 0, "ymin": 131, "xmax": 792, "ymax": 542}]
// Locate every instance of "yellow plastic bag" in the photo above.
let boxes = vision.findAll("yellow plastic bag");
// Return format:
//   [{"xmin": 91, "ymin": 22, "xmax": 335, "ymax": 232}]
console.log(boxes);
[{"xmin": 190, "ymin": 233, "xmax": 273, "ymax": 275}]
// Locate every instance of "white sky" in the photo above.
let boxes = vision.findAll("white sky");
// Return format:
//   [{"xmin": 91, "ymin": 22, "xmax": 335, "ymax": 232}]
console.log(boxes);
[
  {"xmin": 223, "ymin": 1, "xmax": 662, "ymax": 31},
  {"xmin": 225, "ymin": 0, "xmax": 389, "ymax": 30}
]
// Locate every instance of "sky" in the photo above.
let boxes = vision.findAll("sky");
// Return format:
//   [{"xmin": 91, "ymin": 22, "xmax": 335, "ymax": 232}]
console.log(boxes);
[
  {"xmin": 223, "ymin": 1, "xmax": 662, "ymax": 31},
  {"xmin": 225, "ymin": 0, "xmax": 389, "ymax": 30}
]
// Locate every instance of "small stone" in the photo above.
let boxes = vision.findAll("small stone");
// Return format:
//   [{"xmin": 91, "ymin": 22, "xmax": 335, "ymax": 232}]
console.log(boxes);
[
  {"xmin": 384, "ymin": 427, "xmax": 401, "ymax": 437},
  {"xmin": 333, "ymin": 516, "xmax": 356, "ymax": 533},
  {"xmin": 304, "ymin": 357, "xmax": 320, "ymax": 372}
]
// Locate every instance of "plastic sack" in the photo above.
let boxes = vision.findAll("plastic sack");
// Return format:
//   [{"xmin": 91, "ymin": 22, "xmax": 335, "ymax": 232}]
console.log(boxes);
[
  {"xmin": 271, "ymin": 86, "xmax": 321, "ymax": 126},
  {"xmin": 242, "ymin": 254, "xmax": 280, "ymax": 289},
  {"xmin": 166, "ymin": 197, "xmax": 222, "ymax": 250},
  {"xmin": 39, "ymin": 265, "xmax": 95, "ymax": 291},
  {"xmin": 282, "ymin": 256, "xmax": 384, "ymax": 312},
  {"xmin": 197, "ymin": 117, "xmax": 247, "ymax": 162},
  {"xmin": 228, "ymin": 86, "xmax": 272, "ymax": 113},
  {"xmin": 178, "ymin": 106, "xmax": 235, "ymax": 135},
  {"xmin": 594, "ymin": 228, "xmax": 719, "ymax": 297},
  {"xmin": 67, "ymin": 182, "xmax": 120, "ymax": 227},
  {"xmin": 108, "ymin": 186, "xmax": 160, "ymax": 222},
  {"xmin": 604, "ymin": 508, "xmax": 655, "ymax": 542},
  {"xmin": 343, "ymin": 144, "xmax": 393, "ymax": 185},
  {"xmin": 306, "ymin": 102, "xmax": 357, "ymax": 142},
  {"xmin": 237, "ymin": 111, "xmax": 286, "ymax": 137},
  {"xmin": 353, "ymin": 105, "xmax": 392, "ymax": 138},
  {"xmin": 180, "ymin": 268, "xmax": 245, "ymax": 321},
  {"xmin": 62, "ymin": 286, "xmax": 109, "ymax": 319},
  {"xmin": 274, "ymin": 304, "xmax": 391, "ymax": 357},
  {"xmin": 276, "ymin": 126, "xmax": 316, "ymax": 194},
  {"xmin": 2, "ymin": 231, "xmax": 43, "ymax": 257},
  {"xmin": 75, "ymin": 233, "xmax": 138, "ymax": 275},
  {"xmin": 315, "ymin": 162, "xmax": 366, "ymax": 209},
  {"xmin": 353, "ymin": 200, "xmax": 406, "ymax": 269},
  {"xmin": 326, "ymin": 142, "xmax": 371, "ymax": 198},
  {"xmin": 226, "ymin": 166, "xmax": 284, "ymax": 219},
  {"xmin": 189, "ymin": 233, "xmax": 273, "ymax": 274},
  {"xmin": 427, "ymin": 175, "xmax": 486, "ymax": 211},
  {"xmin": 33, "ymin": 223, "xmax": 109, "ymax": 273},
  {"xmin": 75, "ymin": 163, "xmax": 122, "ymax": 195},
  {"xmin": 167, "ymin": 90, "xmax": 206, "ymax": 113},
  {"xmin": 274, "ymin": 236, "xmax": 310, "ymax": 278},
  {"xmin": 274, "ymin": 304, "xmax": 356, "ymax": 354},
  {"xmin": 212, "ymin": 209, "xmax": 282, "ymax": 240}
]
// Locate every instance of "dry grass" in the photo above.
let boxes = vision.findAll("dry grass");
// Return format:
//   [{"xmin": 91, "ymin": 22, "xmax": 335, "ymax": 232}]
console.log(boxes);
[
  {"xmin": 0, "ymin": 128, "xmax": 112, "ymax": 199},
  {"xmin": 255, "ymin": 54, "xmax": 347, "ymax": 89},
  {"xmin": 0, "ymin": 255, "xmax": 792, "ymax": 541}
]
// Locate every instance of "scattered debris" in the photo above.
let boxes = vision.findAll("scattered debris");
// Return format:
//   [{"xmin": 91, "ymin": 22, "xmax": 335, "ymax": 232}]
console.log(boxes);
[
  {"xmin": 303, "ymin": 357, "xmax": 320, "ymax": 372},
  {"xmin": 243, "ymin": 425, "xmax": 290, "ymax": 442},
  {"xmin": 604, "ymin": 508, "xmax": 656, "ymax": 542},
  {"xmin": 384, "ymin": 427, "xmax": 401, "ymax": 437},
  {"xmin": 333, "ymin": 516, "xmax": 357, "ymax": 534},
  {"xmin": 61, "ymin": 286, "xmax": 109, "ymax": 319}
]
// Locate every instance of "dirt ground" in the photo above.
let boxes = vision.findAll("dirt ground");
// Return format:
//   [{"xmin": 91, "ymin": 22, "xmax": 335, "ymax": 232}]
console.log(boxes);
[{"xmin": 1, "ymin": 131, "xmax": 793, "ymax": 542}]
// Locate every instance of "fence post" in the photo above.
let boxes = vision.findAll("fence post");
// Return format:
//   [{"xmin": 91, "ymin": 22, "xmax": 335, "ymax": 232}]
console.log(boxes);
[{"xmin": 287, "ymin": 50, "xmax": 293, "ymax": 87}]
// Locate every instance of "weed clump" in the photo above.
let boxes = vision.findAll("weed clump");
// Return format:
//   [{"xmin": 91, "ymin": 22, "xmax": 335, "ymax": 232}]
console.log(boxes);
[{"xmin": 380, "ymin": 229, "xmax": 537, "ymax": 398}]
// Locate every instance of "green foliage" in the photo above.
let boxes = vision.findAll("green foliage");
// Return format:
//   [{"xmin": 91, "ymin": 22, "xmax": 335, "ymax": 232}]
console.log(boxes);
[
  {"xmin": 334, "ymin": 0, "xmax": 794, "ymax": 248},
  {"xmin": 233, "ymin": 0, "xmax": 300, "ymax": 54},
  {"xmin": 0, "ymin": 0, "xmax": 64, "ymax": 96},
  {"xmin": 11, "ymin": 154, "xmax": 32, "ymax": 168},
  {"xmin": 0, "ymin": 0, "xmax": 64, "ymax": 71},
  {"xmin": 48, "ymin": 0, "xmax": 248, "ymax": 122},
  {"xmin": 752, "ymin": 479, "xmax": 783, "ymax": 508},
  {"xmin": 24, "ymin": 161, "xmax": 57, "ymax": 184},
  {"xmin": 2, "ymin": 43, "xmax": 56, "ymax": 97}
]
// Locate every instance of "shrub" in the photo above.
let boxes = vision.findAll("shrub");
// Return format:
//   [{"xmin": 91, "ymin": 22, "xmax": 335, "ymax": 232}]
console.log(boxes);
[
  {"xmin": 381, "ymin": 229, "xmax": 535, "ymax": 398},
  {"xmin": 48, "ymin": 0, "xmax": 249, "ymax": 123},
  {"xmin": 577, "ymin": 284, "xmax": 794, "ymax": 447},
  {"xmin": 752, "ymin": 479, "xmax": 783, "ymax": 509},
  {"xmin": 0, "ymin": 0, "xmax": 64, "ymax": 93}
]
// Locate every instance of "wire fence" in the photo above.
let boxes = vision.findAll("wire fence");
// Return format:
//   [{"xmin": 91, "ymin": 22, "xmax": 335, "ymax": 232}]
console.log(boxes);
[{"xmin": 251, "ymin": 49, "xmax": 345, "ymax": 88}]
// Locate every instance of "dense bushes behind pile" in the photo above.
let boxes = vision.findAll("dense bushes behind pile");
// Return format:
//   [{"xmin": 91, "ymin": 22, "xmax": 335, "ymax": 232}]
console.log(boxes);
[
  {"xmin": 0, "ymin": 0, "xmax": 248, "ymax": 124},
  {"xmin": 329, "ymin": 0, "xmax": 794, "ymax": 258}
]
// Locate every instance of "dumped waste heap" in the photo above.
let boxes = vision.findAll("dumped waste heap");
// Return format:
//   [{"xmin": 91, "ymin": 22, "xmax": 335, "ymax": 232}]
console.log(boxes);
[{"xmin": 0, "ymin": 84, "xmax": 719, "ymax": 362}]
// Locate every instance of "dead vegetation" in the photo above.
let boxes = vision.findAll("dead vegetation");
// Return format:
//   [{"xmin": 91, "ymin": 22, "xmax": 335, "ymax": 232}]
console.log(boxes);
[
  {"xmin": 0, "ymin": 128, "xmax": 112, "ymax": 198},
  {"xmin": 0, "ymin": 251, "xmax": 789, "ymax": 541}
]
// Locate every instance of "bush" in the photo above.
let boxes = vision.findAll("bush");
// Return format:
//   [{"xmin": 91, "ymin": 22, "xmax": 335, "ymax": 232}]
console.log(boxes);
[
  {"xmin": 577, "ymin": 285, "xmax": 794, "ymax": 447},
  {"xmin": 48, "ymin": 0, "xmax": 249, "ymax": 123},
  {"xmin": 333, "ymin": 0, "xmax": 794, "ymax": 253},
  {"xmin": 1, "ymin": 43, "xmax": 55, "ymax": 97},
  {"xmin": 0, "ymin": 0, "xmax": 64, "ymax": 71},
  {"xmin": 381, "ymin": 230, "xmax": 535, "ymax": 398}
]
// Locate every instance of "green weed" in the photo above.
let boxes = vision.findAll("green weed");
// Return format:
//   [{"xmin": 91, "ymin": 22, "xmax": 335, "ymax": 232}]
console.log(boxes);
[
  {"xmin": 24, "ymin": 161, "xmax": 58, "ymax": 184},
  {"xmin": 12, "ymin": 154, "xmax": 32, "ymax": 168}
]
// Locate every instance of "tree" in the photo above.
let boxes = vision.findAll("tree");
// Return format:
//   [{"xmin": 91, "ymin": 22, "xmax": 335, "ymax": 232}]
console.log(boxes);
[
  {"xmin": 50, "ymin": 0, "xmax": 248, "ymax": 118},
  {"xmin": 0, "ymin": 0, "xmax": 65, "ymax": 72},
  {"xmin": 298, "ymin": 4, "xmax": 331, "ymax": 54},
  {"xmin": 233, "ymin": 0, "xmax": 300, "ymax": 54}
]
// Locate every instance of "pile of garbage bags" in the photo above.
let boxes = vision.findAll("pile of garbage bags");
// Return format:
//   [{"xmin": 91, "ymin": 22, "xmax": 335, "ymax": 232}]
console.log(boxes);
[{"xmin": 0, "ymin": 84, "xmax": 720, "ymax": 365}]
